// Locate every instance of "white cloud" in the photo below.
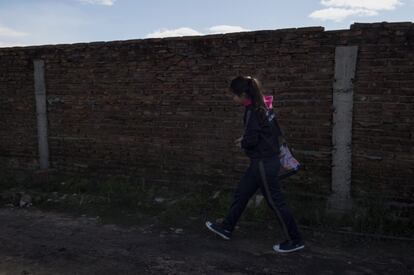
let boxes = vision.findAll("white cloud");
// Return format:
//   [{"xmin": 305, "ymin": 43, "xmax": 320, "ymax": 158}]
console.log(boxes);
[
  {"xmin": 0, "ymin": 3, "xmax": 89, "ymax": 47},
  {"xmin": 145, "ymin": 27, "xmax": 203, "ymax": 38},
  {"xmin": 310, "ymin": 7, "xmax": 378, "ymax": 22},
  {"xmin": 320, "ymin": 0, "xmax": 402, "ymax": 10},
  {"xmin": 145, "ymin": 25, "xmax": 250, "ymax": 38},
  {"xmin": 310, "ymin": 0, "xmax": 403, "ymax": 22},
  {"xmin": 0, "ymin": 25, "xmax": 28, "ymax": 47},
  {"xmin": 207, "ymin": 25, "xmax": 251, "ymax": 34},
  {"xmin": 0, "ymin": 25, "xmax": 28, "ymax": 37},
  {"xmin": 0, "ymin": 41, "xmax": 27, "ymax": 48},
  {"xmin": 78, "ymin": 0, "xmax": 116, "ymax": 6}
]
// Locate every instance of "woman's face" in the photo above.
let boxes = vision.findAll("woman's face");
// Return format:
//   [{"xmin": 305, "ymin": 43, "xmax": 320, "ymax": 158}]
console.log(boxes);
[{"xmin": 232, "ymin": 92, "xmax": 248, "ymax": 105}]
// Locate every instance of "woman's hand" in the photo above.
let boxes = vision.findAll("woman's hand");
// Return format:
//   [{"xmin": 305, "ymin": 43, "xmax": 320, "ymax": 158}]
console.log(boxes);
[{"xmin": 234, "ymin": 136, "xmax": 243, "ymax": 148}]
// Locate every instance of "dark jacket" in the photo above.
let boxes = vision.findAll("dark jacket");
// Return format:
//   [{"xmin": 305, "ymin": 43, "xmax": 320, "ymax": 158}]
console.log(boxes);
[{"xmin": 241, "ymin": 104, "xmax": 281, "ymax": 160}]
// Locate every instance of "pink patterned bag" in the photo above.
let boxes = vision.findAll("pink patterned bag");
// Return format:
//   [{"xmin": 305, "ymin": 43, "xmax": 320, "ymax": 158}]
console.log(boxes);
[
  {"xmin": 245, "ymin": 103, "xmax": 301, "ymax": 180},
  {"xmin": 277, "ymin": 140, "xmax": 301, "ymax": 180},
  {"xmin": 264, "ymin": 106, "xmax": 301, "ymax": 180},
  {"xmin": 264, "ymin": 95, "xmax": 301, "ymax": 179}
]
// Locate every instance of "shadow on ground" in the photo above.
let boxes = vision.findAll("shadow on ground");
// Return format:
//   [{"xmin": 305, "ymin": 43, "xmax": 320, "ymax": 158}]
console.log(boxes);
[
  {"xmin": 0, "ymin": 173, "xmax": 413, "ymax": 274},
  {"xmin": 0, "ymin": 206, "xmax": 413, "ymax": 275}
]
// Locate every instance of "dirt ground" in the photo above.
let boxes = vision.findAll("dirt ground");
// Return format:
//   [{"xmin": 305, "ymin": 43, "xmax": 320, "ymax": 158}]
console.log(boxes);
[{"xmin": 0, "ymin": 206, "xmax": 413, "ymax": 275}]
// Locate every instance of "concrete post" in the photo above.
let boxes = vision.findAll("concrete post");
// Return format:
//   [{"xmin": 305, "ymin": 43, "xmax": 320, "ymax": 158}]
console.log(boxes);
[
  {"xmin": 33, "ymin": 60, "xmax": 49, "ymax": 171},
  {"xmin": 327, "ymin": 46, "xmax": 358, "ymax": 212}
]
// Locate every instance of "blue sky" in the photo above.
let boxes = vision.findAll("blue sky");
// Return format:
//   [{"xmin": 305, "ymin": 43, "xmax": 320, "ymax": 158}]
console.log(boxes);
[{"xmin": 0, "ymin": 0, "xmax": 413, "ymax": 47}]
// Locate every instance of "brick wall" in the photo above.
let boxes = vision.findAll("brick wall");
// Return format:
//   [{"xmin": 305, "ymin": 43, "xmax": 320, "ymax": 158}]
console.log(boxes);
[
  {"xmin": 350, "ymin": 23, "xmax": 414, "ymax": 203},
  {"xmin": 0, "ymin": 22, "xmax": 413, "ymax": 208}
]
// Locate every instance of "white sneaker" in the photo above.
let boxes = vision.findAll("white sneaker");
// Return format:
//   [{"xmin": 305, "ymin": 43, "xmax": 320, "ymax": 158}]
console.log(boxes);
[{"xmin": 273, "ymin": 240, "xmax": 305, "ymax": 253}]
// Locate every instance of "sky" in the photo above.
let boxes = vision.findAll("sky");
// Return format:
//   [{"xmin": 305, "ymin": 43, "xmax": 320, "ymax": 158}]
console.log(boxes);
[{"xmin": 0, "ymin": 0, "xmax": 413, "ymax": 47}]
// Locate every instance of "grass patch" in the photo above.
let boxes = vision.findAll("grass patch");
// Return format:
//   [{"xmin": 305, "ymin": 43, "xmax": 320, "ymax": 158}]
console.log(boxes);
[{"xmin": 1, "ymin": 171, "xmax": 413, "ymax": 238}]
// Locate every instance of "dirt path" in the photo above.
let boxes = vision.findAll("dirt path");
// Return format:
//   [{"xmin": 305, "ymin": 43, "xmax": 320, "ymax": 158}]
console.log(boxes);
[{"xmin": 0, "ymin": 206, "xmax": 413, "ymax": 275}]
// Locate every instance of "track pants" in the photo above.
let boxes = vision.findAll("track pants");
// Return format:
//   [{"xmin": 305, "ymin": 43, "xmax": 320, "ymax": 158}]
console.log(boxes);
[{"xmin": 223, "ymin": 155, "xmax": 302, "ymax": 241}]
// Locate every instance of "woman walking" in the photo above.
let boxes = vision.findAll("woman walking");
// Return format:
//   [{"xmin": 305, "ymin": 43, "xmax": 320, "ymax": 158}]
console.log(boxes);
[{"xmin": 205, "ymin": 76, "xmax": 304, "ymax": 253}]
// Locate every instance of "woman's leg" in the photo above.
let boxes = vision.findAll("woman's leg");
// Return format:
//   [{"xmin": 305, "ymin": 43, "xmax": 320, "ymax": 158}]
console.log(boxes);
[
  {"xmin": 222, "ymin": 161, "xmax": 260, "ymax": 232},
  {"xmin": 258, "ymin": 158, "xmax": 302, "ymax": 241}
]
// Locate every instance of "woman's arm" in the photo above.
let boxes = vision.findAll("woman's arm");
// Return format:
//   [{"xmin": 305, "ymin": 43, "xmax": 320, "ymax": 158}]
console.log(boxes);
[{"xmin": 241, "ymin": 110, "xmax": 261, "ymax": 149}]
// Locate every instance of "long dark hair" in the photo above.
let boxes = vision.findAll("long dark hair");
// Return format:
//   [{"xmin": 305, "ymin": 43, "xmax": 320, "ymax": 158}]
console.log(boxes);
[{"xmin": 230, "ymin": 76, "xmax": 268, "ymax": 123}]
